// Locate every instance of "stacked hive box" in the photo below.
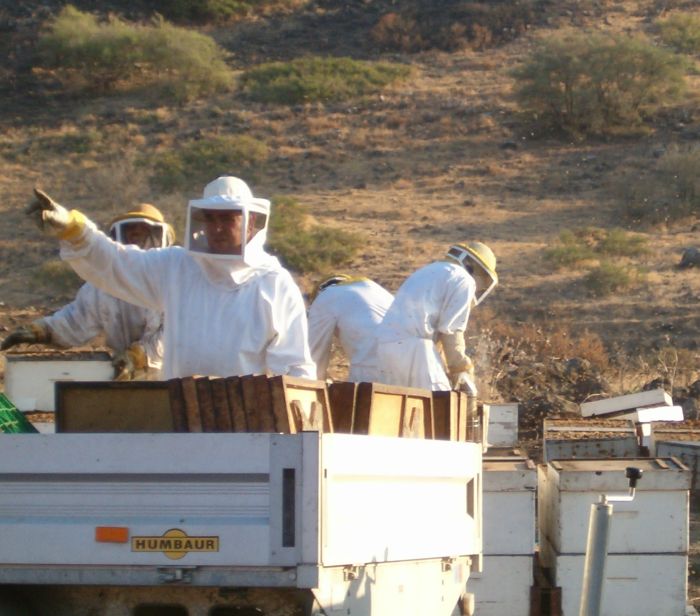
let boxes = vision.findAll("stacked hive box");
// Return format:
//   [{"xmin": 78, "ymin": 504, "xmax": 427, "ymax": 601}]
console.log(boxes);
[
  {"xmin": 469, "ymin": 450, "xmax": 536, "ymax": 616},
  {"xmin": 543, "ymin": 418, "xmax": 639, "ymax": 462},
  {"xmin": 538, "ymin": 457, "xmax": 691, "ymax": 616}
]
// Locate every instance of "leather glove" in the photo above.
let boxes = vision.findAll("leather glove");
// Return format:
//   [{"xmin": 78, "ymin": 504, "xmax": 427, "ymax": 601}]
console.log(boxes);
[
  {"xmin": 439, "ymin": 331, "xmax": 478, "ymax": 395},
  {"xmin": 1, "ymin": 321, "xmax": 51, "ymax": 351},
  {"xmin": 452, "ymin": 370, "xmax": 478, "ymax": 396},
  {"xmin": 112, "ymin": 343, "xmax": 148, "ymax": 381},
  {"xmin": 25, "ymin": 188, "xmax": 87, "ymax": 241}
]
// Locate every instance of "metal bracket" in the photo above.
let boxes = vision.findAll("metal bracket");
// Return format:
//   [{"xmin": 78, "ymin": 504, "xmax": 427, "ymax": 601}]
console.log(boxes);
[
  {"xmin": 343, "ymin": 565, "xmax": 360, "ymax": 581},
  {"xmin": 157, "ymin": 567, "xmax": 195, "ymax": 584},
  {"xmin": 441, "ymin": 557, "xmax": 455, "ymax": 572}
]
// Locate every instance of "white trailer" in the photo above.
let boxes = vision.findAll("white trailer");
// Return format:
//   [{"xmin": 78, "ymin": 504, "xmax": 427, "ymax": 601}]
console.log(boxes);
[{"xmin": 0, "ymin": 431, "xmax": 482, "ymax": 616}]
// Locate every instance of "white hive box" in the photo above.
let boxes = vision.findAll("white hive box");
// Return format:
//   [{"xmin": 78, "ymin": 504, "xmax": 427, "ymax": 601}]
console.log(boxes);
[
  {"xmin": 539, "ymin": 535, "xmax": 687, "ymax": 616},
  {"xmin": 580, "ymin": 388, "xmax": 672, "ymax": 418},
  {"xmin": 657, "ymin": 441, "xmax": 700, "ymax": 490},
  {"xmin": 651, "ymin": 421, "xmax": 700, "ymax": 457},
  {"xmin": 482, "ymin": 458, "xmax": 537, "ymax": 555},
  {"xmin": 471, "ymin": 457, "xmax": 536, "ymax": 616},
  {"xmin": 469, "ymin": 554, "xmax": 533, "ymax": 616},
  {"xmin": 543, "ymin": 418, "xmax": 639, "ymax": 462},
  {"xmin": 482, "ymin": 402, "xmax": 518, "ymax": 447},
  {"xmin": 4, "ymin": 351, "xmax": 113, "ymax": 412},
  {"xmin": 542, "ymin": 458, "xmax": 691, "ymax": 554}
]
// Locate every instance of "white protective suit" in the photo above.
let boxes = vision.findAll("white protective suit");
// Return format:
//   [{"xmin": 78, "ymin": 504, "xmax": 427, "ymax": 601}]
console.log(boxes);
[
  {"xmin": 308, "ymin": 279, "xmax": 394, "ymax": 382},
  {"xmin": 42, "ymin": 282, "xmax": 163, "ymax": 372},
  {"xmin": 58, "ymin": 225, "xmax": 316, "ymax": 380},
  {"xmin": 375, "ymin": 261, "xmax": 476, "ymax": 391}
]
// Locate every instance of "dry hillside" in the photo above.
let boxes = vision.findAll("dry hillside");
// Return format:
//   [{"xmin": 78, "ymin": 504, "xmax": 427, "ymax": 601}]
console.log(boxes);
[{"xmin": 0, "ymin": 0, "xmax": 700, "ymax": 608}]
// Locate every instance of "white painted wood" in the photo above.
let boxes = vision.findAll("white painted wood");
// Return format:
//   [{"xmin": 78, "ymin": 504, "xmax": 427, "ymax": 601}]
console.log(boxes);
[
  {"xmin": 543, "ymin": 458, "xmax": 690, "ymax": 554},
  {"xmin": 580, "ymin": 389, "xmax": 672, "ymax": 418},
  {"xmin": 548, "ymin": 458, "xmax": 691, "ymax": 491},
  {"xmin": 469, "ymin": 554, "xmax": 533, "ymax": 616},
  {"xmin": 482, "ymin": 460, "xmax": 536, "ymax": 555},
  {"xmin": 4, "ymin": 354, "xmax": 113, "ymax": 411},
  {"xmin": 616, "ymin": 405, "xmax": 684, "ymax": 423},
  {"xmin": 483, "ymin": 403, "xmax": 518, "ymax": 447},
  {"xmin": 544, "ymin": 420, "xmax": 639, "ymax": 462},
  {"xmin": 657, "ymin": 441, "xmax": 700, "ymax": 490},
  {"xmin": 541, "ymin": 537, "xmax": 687, "ymax": 616}
]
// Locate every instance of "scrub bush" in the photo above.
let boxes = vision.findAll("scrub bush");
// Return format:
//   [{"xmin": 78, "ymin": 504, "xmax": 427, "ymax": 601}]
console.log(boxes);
[
  {"xmin": 36, "ymin": 6, "xmax": 233, "ymax": 100},
  {"xmin": 582, "ymin": 261, "xmax": 641, "ymax": 297},
  {"xmin": 544, "ymin": 228, "xmax": 648, "ymax": 269},
  {"xmin": 618, "ymin": 145, "xmax": 700, "ymax": 225},
  {"xmin": 658, "ymin": 12, "xmax": 700, "ymax": 54},
  {"xmin": 150, "ymin": 135, "xmax": 269, "ymax": 193},
  {"xmin": 512, "ymin": 31, "xmax": 687, "ymax": 136},
  {"xmin": 240, "ymin": 57, "xmax": 410, "ymax": 105},
  {"xmin": 267, "ymin": 196, "xmax": 364, "ymax": 274}
]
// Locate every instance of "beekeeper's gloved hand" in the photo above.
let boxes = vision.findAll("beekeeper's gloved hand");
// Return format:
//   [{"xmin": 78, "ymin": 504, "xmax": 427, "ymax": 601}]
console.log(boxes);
[
  {"xmin": 25, "ymin": 188, "xmax": 87, "ymax": 242},
  {"xmin": 1, "ymin": 320, "xmax": 51, "ymax": 351},
  {"xmin": 112, "ymin": 342, "xmax": 148, "ymax": 381},
  {"xmin": 439, "ymin": 331, "xmax": 477, "ymax": 395},
  {"xmin": 452, "ymin": 370, "xmax": 478, "ymax": 396}
]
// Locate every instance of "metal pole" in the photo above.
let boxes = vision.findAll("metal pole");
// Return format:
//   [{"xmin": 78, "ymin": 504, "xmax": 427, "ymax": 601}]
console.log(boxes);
[{"xmin": 578, "ymin": 495, "xmax": 613, "ymax": 616}]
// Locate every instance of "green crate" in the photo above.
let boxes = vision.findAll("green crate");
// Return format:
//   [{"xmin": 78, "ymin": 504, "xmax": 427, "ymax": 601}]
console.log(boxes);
[{"xmin": 0, "ymin": 393, "xmax": 39, "ymax": 434}]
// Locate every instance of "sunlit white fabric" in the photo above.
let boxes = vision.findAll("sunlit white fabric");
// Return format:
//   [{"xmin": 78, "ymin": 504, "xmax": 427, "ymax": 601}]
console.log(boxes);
[
  {"xmin": 308, "ymin": 279, "xmax": 394, "ymax": 381},
  {"xmin": 43, "ymin": 282, "xmax": 163, "ymax": 372},
  {"xmin": 375, "ymin": 261, "xmax": 476, "ymax": 391},
  {"xmin": 60, "ymin": 223, "xmax": 316, "ymax": 380}
]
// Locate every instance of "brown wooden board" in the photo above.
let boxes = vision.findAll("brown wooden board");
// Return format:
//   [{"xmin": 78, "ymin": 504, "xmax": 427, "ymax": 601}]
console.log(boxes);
[
  {"xmin": 224, "ymin": 376, "xmax": 246, "ymax": 432},
  {"xmin": 181, "ymin": 376, "xmax": 202, "ymax": 433},
  {"xmin": 195, "ymin": 377, "xmax": 216, "ymax": 432},
  {"xmin": 241, "ymin": 375, "xmax": 261, "ymax": 432},
  {"xmin": 56, "ymin": 381, "xmax": 173, "ymax": 433},
  {"xmin": 210, "ymin": 377, "xmax": 232, "ymax": 432},
  {"xmin": 354, "ymin": 383, "xmax": 432, "ymax": 438},
  {"xmin": 254, "ymin": 374, "xmax": 275, "ymax": 432},
  {"xmin": 167, "ymin": 378, "xmax": 188, "ymax": 433},
  {"xmin": 456, "ymin": 392, "xmax": 469, "ymax": 442},
  {"xmin": 328, "ymin": 381, "xmax": 357, "ymax": 434},
  {"xmin": 407, "ymin": 393, "xmax": 433, "ymax": 438},
  {"xmin": 432, "ymin": 390, "xmax": 458, "ymax": 441},
  {"xmin": 269, "ymin": 376, "xmax": 332, "ymax": 433}
]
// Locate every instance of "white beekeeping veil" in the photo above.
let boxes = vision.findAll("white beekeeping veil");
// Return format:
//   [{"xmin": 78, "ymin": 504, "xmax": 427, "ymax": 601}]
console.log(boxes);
[{"xmin": 185, "ymin": 176, "xmax": 270, "ymax": 266}]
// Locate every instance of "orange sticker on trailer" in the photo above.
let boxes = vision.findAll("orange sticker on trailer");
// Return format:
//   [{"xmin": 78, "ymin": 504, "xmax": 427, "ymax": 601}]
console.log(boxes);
[{"xmin": 131, "ymin": 528, "xmax": 220, "ymax": 560}]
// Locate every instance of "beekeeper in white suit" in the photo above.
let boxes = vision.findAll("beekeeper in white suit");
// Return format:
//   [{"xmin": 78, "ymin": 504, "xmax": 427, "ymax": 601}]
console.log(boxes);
[
  {"xmin": 375, "ymin": 241, "xmax": 498, "ymax": 392},
  {"xmin": 2, "ymin": 203, "xmax": 173, "ymax": 380},
  {"xmin": 308, "ymin": 275, "xmax": 394, "ymax": 382},
  {"xmin": 23, "ymin": 176, "xmax": 316, "ymax": 380}
]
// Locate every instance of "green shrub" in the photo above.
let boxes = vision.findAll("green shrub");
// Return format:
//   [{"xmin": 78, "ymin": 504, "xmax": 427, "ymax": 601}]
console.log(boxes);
[
  {"xmin": 658, "ymin": 12, "xmax": 700, "ymax": 54},
  {"xmin": 36, "ymin": 6, "xmax": 233, "ymax": 100},
  {"xmin": 619, "ymin": 145, "xmax": 700, "ymax": 225},
  {"xmin": 267, "ymin": 196, "xmax": 364, "ymax": 274},
  {"xmin": 597, "ymin": 228, "xmax": 650, "ymax": 257},
  {"xmin": 512, "ymin": 31, "xmax": 687, "ymax": 136},
  {"xmin": 583, "ymin": 261, "xmax": 639, "ymax": 297},
  {"xmin": 544, "ymin": 228, "xmax": 648, "ymax": 269},
  {"xmin": 240, "ymin": 56, "xmax": 410, "ymax": 104},
  {"xmin": 150, "ymin": 135, "xmax": 269, "ymax": 193},
  {"xmin": 543, "ymin": 229, "xmax": 596, "ymax": 268}
]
